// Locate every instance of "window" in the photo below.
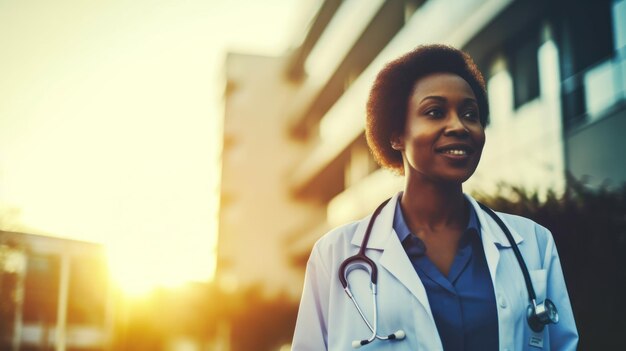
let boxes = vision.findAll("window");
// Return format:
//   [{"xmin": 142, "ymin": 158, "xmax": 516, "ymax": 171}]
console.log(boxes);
[
  {"xmin": 23, "ymin": 254, "xmax": 60, "ymax": 323},
  {"xmin": 67, "ymin": 256, "xmax": 108, "ymax": 325},
  {"xmin": 558, "ymin": 0, "xmax": 613, "ymax": 77},
  {"xmin": 508, "ymin": 32, "xmax": 540, "ymax": 109},
  {"xmin": 556, "ymin": 0, "xmax": 615, "ymax": 127}
]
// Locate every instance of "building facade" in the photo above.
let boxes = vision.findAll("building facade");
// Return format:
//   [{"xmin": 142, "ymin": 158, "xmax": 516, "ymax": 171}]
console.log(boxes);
[
  {"xmin": 0, "ymin": 231, "xmax": 113, "ymax": 351},
  {"xmin": 217, "ymin": 53, "xmax": 326, "ymax": 297},
  {"xmin": 218, "ymin": 0, "xmax": 626, "ymax": 296}
]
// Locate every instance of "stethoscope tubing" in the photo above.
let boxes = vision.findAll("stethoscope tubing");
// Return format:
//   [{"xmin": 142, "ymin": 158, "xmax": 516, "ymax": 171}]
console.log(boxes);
[
  {"xmin": 338, "ymin": 198, "xmax": 390, "ymax": 289},
  {"xmin": 477, "ymin": 202, "xmax": 538, "ymax": 302},
  {"xmin": 345, "ymin": 283, "xmax": 378, "ymax": 344},
  {"xmin": 339, "ymin": 199, "xmax": 398, "ymax": 347}
]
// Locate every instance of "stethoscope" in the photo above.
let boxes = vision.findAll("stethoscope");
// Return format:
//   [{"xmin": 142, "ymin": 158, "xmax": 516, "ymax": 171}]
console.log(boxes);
[{"xmin": 338, "ymin": 198, "xmax": 559, "ymax": 348}]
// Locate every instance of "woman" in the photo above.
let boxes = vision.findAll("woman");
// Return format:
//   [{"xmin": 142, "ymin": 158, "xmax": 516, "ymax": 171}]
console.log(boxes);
[{"xmin": 291, "ymin": 44, "xmax": 578, "ymax": 350}]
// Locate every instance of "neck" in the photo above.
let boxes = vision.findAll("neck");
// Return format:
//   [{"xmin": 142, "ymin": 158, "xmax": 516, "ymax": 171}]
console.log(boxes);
[{"xmin": 400, "ymin": 176, "xmax": 466, "ymax": 231}]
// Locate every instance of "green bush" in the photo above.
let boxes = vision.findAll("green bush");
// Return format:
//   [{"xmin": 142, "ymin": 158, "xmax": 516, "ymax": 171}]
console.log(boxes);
[{"xmin": 475, "ymin": 179, "xmax": 626, "ymax": 350}]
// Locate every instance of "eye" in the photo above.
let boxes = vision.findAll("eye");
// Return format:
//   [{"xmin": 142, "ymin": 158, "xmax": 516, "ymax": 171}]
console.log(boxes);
[
  {"xmin": 425, "ymin": 108, "xmax": 444, "ymax": 118},
  {"xmin": 462, "ymin": 109, "xmax": 479, "ymax": 120}
]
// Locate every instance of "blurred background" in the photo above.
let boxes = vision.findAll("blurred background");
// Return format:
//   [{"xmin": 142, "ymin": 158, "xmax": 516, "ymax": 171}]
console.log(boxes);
[{"xmin": 1, "ymin": 0, "xmax": 625, "ymax": 350}]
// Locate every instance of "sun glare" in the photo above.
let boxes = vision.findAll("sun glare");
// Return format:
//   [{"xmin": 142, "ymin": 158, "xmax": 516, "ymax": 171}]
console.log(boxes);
[
  {"xmin": 1, "ymin": 0, "xmax": 297, "ymax": 300},
  {"xmin": 106, "ymin": 238, "xmax": 216, "ymax": 297}
]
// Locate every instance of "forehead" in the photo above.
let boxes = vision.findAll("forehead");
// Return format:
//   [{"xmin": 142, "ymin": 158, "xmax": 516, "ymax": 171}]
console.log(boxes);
[{"xmin": 410, "ymin": 72, "xmax": 476, "ymax": 101}]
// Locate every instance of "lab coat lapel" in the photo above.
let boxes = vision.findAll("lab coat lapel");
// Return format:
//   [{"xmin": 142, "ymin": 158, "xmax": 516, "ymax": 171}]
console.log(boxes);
[
  {"xmin": 465, "ymin": 194, "xmax": 524, "ymax": 286},
  {"xmin": 379, "ymin": 229, "xmax": 435, "ymax": 319},
  {"xmin": 350, "ymin": 193, "xmax": 435, "ymax": 319}
]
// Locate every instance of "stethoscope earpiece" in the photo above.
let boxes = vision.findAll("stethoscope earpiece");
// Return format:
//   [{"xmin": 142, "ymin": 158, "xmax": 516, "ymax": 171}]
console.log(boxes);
[
  {"xmin": 352, "ymin": 330, "xmax": 406, "ymax": 349},
  {"xmin": 352, "ymin": 340, "xmax": 365, "ymax": 349},
  {"xmin": 390, "ymin": 330, "xmax": 406, "ymax": 340}
]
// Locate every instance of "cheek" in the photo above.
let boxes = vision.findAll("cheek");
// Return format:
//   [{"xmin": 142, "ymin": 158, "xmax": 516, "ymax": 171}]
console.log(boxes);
[
  {"xmin": 404, "ymin": 130, "xmax": 435, "ymax": 165},
  {"xmin": 477, "ymin": 129, "xmax": 486, "ymax": 150},
  {"xmin": 404, "ymin": 122, "xmax": 434, "ymax": 146},
  {"xmin": 470, "ymin": 125, "xmax": 486, "ymax": 150}
]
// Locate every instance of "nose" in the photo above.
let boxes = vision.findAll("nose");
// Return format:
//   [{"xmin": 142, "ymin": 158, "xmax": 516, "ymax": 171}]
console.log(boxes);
[{"xmin": 443, "ymin": 112, "xmax": 469, "ymax": 137}]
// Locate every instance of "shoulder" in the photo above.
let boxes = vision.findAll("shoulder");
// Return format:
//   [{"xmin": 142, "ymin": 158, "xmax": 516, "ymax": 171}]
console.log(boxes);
[
  {"xmin": 492, "ymin": 211, "xmax": 556, "ymax": 268},
  {"xmin": 466, "ymin": 193, "xmax": 554, "ymax": 244},
  {"xmin": 312, "ymin": 219, "xmax": 363, "ymax": 255},
  {"xmin": 496, "ymin": 211, "xmax": 553, "ymax": 242},
  {"xmin": 307, "ymin": 216, "xmax": 369, "ymax": 271}
]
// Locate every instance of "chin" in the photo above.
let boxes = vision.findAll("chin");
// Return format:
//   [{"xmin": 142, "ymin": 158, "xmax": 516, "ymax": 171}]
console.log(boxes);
[{"xmin": 436, "ymin": 169, "xmax": 476, "ymax": 184}]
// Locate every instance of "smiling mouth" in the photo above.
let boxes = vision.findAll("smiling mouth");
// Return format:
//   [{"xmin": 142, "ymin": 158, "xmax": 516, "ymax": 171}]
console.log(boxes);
[
  {"xmin": 435, "ymin": 145, "xmax": 475, "ymax": 156},
  {"xmin": 441, "ymin": 149, "xmax": 469, "ymax": 156}
]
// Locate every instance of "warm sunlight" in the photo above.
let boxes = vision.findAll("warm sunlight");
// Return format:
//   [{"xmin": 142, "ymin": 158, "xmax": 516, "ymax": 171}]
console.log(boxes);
[
  {"xmin": 0, "ymin": 0, "xmax": 298, "ymax": 293},
  {"xmin": 106, "ymin": 239, "xmax": 217, "ymax": 296}
]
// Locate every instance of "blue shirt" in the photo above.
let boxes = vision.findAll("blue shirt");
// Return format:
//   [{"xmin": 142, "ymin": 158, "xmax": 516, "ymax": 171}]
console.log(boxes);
[{"xmin": 393, "ymin": 199, "xmax": 499, "ymax": 350}]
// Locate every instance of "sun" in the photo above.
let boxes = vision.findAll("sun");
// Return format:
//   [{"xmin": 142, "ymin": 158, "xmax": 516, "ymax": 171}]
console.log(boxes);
[{"xmin": 105, "ymin": 240, "xmax": 216, "ymax": 297}]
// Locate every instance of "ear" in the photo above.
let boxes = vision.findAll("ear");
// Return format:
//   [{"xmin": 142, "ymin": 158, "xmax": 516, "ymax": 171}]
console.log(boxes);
[{"xmin": 390, "ymin": 132, "xmax": 405, "ymax": 151}]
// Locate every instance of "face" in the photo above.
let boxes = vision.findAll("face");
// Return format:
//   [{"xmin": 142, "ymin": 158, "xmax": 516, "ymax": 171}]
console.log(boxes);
[{"xmin": 392, "ymin": 72, "xmax": 485, "ymax": 185}]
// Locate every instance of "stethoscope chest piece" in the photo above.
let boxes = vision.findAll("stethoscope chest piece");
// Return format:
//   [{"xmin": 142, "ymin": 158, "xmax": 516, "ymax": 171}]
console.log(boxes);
[{"xmin": 527, "ymin": 298, "xmax": 559, "ymax": 332}]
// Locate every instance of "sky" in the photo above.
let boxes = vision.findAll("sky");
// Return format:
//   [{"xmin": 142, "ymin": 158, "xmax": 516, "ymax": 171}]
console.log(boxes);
[{"xmin": 0, "ymin": 0, "xmax": 306, "ymax": 293}]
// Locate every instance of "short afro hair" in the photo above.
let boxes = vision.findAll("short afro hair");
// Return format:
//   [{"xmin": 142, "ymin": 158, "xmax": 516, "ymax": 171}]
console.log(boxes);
[{"xmin": 365, "ymin": 44, "xmax": 489, "ymax": 175}]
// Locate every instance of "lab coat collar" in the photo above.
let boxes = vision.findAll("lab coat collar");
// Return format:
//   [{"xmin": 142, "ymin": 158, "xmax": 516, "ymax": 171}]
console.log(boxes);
[
  {"xmin": 464, "ymin": 194, "xmax": 524, "ymax": 247},
  {"xmin": 350, "ymin": 192, "xmax": 524, "ymax": 249},
  {"xmin": 465, "ymin": 193, "xmax": 524, "ymax": 291},
  {"xmin": 350, "ymin": 192, "xmax": 400, "ymax": 250}
]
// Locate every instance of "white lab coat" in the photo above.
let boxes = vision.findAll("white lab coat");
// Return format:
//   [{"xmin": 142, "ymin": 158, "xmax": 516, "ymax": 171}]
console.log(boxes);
[{"xmin": 292, "ymin": 193, "xmax": 578, "ymax": 350}]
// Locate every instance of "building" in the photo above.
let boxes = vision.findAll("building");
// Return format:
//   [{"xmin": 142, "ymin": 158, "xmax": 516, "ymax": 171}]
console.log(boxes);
[
  {"xmin": 218, "ymin": 0, "xmax": 626, "ymax": 296},
  {"xmin": 217, "ymin": 53, "xmax": 324, "ymax": 297},
  {"xmin": 0, "ymin": 231, "xmax": 113, "ymax": 351}
]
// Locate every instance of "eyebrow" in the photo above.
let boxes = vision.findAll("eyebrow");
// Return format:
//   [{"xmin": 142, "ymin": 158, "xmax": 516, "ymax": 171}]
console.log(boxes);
[{"xmin": 419, "ymin": 96, "xmax": 478, "ymax": 105}]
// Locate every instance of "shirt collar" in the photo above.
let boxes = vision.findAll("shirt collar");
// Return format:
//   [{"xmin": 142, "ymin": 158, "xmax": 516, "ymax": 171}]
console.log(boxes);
[
  {"xmin": 393, "ymin": 194, "xmax": 481, "ymax": 243},
  {"xmin": 393, "ymin": 199, "xmax": 413, "ymax": 242}
]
